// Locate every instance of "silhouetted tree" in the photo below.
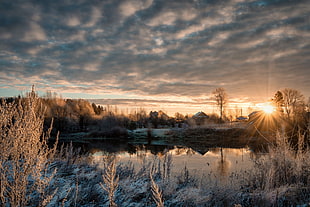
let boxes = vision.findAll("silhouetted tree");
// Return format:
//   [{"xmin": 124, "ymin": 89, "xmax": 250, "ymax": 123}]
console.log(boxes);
[
  {"xmin": 175, "ymin": 112, "xmax": 185, "ymax": 127},
  {"xmin": 272, "ymin": 91, "xmax": 284, "ymax": 113},
  {"xmin": 92, "ymin": 103, "xmax": 103, "ymax": 115},
  {"xmin": 306, "ymin": 97, "xmax": 310, "ymax": 113},
  {"xmin": 270, "ymin": 89, "xmax": 309, "ymax": 147},
  {"xmin": 281, "ymin": 88, "xmax": 305, "ymax": 121},
  {"xmin": 212, "ymin": 87, "xmax": 228, "ymax": 122}
]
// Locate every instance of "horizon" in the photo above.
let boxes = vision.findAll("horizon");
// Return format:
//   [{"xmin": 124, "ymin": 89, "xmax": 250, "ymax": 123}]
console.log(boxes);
[
  {"xmin": 0, "ymin": 86, "xmax": 279, "ymax": 117},
  {"xmin": 0, "ymin": 0, "xmax": 309, "ymax": 116}
]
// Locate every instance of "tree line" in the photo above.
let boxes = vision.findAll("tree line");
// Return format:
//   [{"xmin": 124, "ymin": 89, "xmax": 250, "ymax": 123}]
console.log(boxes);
[
  {"xmin": 1, "ymin": 89, "xmax": 204, "ymax": 137},
  {"xmin": 2, "ymin": 87, "xmax": 309, "ymax": 140}
]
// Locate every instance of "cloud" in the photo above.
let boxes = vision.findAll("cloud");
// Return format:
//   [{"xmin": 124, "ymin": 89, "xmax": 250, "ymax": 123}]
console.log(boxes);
[
  {"xmin": 66, "ymin": 16, "xmax": 81, "ymax": 27},
  {"xmin": 119, "ymin": 0, "xmax": 153, "ymax": 17},
  {"xmin": 208, "ymin": 31, "xmax": 231, "ymax": 46},
  {"xmin": 146, "ymin": 4, "xmax": 197, "ymax": 27},
  {"xmin": 23, "ymin": 22, "xmax": 46, "ymax": 42},
  {"xmin": 84, "ymin": 7, "xmax": 102, "ymax": 27},
  {"xmin": 176, "ymin": 24, "xmax": 205, "ymax": 39},
  {"xmin": 0, "ymin": 0, "xmax": 309, "ymax": 106},
  {"xmin": 147, "ymin": 10, "xmax": 178, "ymax": 27}
]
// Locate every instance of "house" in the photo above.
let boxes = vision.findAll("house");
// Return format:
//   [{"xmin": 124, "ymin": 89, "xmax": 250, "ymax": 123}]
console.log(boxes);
[
  {"xmin": 236, "ymin": 116, "xmax": 248, "ymax": 122},
  {"xmin": 149, "ymin": 110, "xmax": 170, "ymax": 128},
  {"xmin": 248, "ymin": 111, "xmax": 260, "ymax": 121},
  {"xmin": 193, "ymin": 111, "xmax": 209, "ymax": 125}
]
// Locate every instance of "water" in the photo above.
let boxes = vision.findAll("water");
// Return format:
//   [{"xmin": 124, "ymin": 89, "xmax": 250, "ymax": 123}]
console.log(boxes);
[{"xmin": 88, "ymin": 141, "xmax": 259, "ymax": 178}]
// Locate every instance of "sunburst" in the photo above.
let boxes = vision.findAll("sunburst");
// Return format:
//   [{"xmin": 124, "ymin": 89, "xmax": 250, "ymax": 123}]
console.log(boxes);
[
  {"xmin": 260, "ymin": 103, "xmax": 276, "ymax": 114},
  {"xmin": 249, "ymin": 102, "xmax": 279, "ymax": 137}
]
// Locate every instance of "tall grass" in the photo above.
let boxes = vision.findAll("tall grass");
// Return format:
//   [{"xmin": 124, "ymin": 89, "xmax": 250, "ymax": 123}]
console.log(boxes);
[
  {"xmin": 150, "ymin": 170, "xmax": 164, "ymax": 207},
  {"xmin": 100, "ymin": 155, "xmax": 119, "ymax": 207},
  {"xmin": 249, "ymin": 130, "xmax": 310, "ymax": 190},
  {"xmin": 0, "ymin": 96, "xmax": 57, "ymax": 206},
  {"xmin": 240, "ymin": 128, "xmax": 310, "ymax": 206}
]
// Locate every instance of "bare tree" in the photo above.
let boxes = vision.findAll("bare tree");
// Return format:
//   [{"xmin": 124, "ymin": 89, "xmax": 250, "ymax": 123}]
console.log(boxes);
[
  {"xmin": 281, "ymin": 88, "xmax": 305, "ymax": 120},
  {"xmin": 212, "ymin": 88, "xmax": 228, "ymax": 122}
]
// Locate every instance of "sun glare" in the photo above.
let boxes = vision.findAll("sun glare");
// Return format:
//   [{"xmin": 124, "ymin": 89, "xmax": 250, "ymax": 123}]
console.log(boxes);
[{"xmin": 260, "ymin": 103, "xmax": 275, "ymax": 114}]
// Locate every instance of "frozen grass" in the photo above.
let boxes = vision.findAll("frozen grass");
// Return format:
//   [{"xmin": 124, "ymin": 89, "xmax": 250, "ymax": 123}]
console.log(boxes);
[
  {"xmin": 3, "ymin": 136, "xmax": 310, "ymax": 206},
  {"xmin": 100, "ymin": 155, "xmax": 119, "ymax": 207},
  {"xmin": 242, "ymin": 130, "xmax": 310, "ymax": 206},
  {"xmin": 1, "ymin": 97, "xmax": 310, "ymax": 206},
  {"xmin": 150, "ymin": 170, "xmax": 164, "ymax": 207},
  {"xmin": 46, "ymin": 129, "xmax": 310, "ymax": 207},
  {"xmin": 3, "ymin": 144, "xmax": 310, "ymax": 207}
]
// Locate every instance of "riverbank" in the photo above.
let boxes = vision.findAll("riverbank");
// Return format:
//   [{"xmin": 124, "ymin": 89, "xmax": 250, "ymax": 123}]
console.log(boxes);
[{"xmin": 53, "ymin": 125, "xmax": 268, "ymax": 154}]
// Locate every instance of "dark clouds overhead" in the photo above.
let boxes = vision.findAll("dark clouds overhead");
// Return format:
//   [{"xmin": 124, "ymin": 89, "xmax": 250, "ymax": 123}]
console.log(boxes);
[{"xmin": 0, "ymin": 0, "xmax": 309, "ymax": 104}]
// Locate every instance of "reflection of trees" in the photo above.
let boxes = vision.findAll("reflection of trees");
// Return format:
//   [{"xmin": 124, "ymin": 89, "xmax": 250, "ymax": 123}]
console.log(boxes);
[
  {"xmin": 172, "ymin": 147, "xmax": 195, "ymax": 156},
  {"xmin": 216, "ymin": 148, "xmax": 231, "ymax": 177},
  {"xmin": 130, "ymin": 144, "xmax": 175, "ymax": 157},
  {"xmin": 210, "ymin": 148, "xmax": 220, "ymax": 154}
]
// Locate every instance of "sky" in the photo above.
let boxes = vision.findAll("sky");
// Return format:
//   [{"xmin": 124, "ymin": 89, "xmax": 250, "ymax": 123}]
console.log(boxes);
[{"xmin": 0, "ymin": 0, "xmax": 309, "ymax": 115}]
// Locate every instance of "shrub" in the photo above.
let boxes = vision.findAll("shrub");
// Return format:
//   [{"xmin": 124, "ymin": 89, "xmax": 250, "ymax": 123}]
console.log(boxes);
[
  {"xmin": 89, "ymin": 126, "xmax": 128, "ymax": 138},
  {"xmin": 0, "ymin": 96, "xmax": 57, "ymax": 206}
]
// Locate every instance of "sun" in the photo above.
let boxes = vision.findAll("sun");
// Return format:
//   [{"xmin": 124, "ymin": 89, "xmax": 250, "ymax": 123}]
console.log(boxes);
[{"xmin": 260, "ymin": 103, "xmax": 275, "ymax": 114}]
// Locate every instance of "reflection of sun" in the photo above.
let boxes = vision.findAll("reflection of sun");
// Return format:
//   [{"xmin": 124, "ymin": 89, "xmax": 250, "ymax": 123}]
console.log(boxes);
[{"xmin": 259, "ymin": 103, "xmax": 275, "ymax": 114}]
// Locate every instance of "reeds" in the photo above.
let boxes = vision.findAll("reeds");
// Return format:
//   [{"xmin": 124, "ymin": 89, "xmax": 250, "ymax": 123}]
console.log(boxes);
[
  {"xmin": 100, "ymin": 155, "xmax": 119, "ymax": 207},
  {"xmin": 150, "ymin": 170, "xmax": 164, "ymax": 207},
  {"xmin": 249, "ymin": 129, "xmax": 310, "ymax": 191}
]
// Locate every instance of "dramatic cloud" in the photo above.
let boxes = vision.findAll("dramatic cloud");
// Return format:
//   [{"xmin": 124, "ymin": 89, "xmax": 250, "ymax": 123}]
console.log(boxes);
[{"xmin": 0, "ymin": 0, "xmax": 309, "ymax": 113}]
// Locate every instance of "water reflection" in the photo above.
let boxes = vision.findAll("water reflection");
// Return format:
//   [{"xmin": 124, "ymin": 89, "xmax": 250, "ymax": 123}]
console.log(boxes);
[
  {"xmin": 88, "ymin": 141, "xmax": 256, "ymax": 178},
  {"xmin": 216, "ymin": 148, "xmax": 231, "ymax": 177}
]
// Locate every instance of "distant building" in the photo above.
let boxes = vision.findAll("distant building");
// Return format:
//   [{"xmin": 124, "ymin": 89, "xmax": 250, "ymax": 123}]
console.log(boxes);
[
  {"xmin": 236, "ymin": 116, "xmax": 248, "ymax": 122},
  {"xmin": 248, "ymin": 111, "xmax": 260, "ymax": 121},
  {"xmin": 149, "ymin": 110, "xmax": 170, "ymax": 128},
  {"xmin": 193, "ymin": 111, "xmax": 209, "ymax": 118},
  {"xmin": 193, "ymin": 111, "xmax": 209, "ymax": 125}
]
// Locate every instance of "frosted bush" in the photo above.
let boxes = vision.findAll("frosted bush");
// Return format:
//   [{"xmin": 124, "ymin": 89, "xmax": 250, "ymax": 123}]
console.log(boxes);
[{"xmin": 0, "ymin": 96, "xmax": 57, "ymax": 206}]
